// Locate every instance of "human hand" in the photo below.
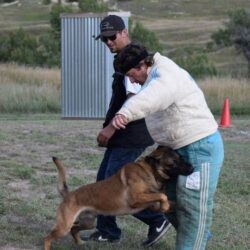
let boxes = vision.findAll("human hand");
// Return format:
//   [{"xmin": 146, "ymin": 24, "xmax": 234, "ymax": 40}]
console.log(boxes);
[
  {"xmin": 112, "ymin": 114, "xmax": 128, "ymax": 129},
  {"xmin": 97, "ymin": 123, "xmax": 116, "ymax": 147},
  {"xmin": 148, "ymin": 202, "xmax": 161, "ymax": 211}
]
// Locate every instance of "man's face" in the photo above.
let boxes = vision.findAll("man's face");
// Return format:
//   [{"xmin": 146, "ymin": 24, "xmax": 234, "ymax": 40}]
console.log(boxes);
[
  {"xmin": 101, "ymin": 29, "xmax": 129, "ymax": 53},
  {"xmin": 126, "ymin": 62, "xmax": 148, "ymax": 85}
]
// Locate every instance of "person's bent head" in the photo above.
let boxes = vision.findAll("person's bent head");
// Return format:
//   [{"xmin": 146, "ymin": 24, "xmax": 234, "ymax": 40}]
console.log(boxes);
[{"xmin": 114, "ymin": 43, "xmax": 154, "ymax": 85}]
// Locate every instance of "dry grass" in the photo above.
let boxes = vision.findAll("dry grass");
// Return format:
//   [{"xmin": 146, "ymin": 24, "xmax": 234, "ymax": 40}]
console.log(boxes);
[
  {"xmin": 0, "ymin": 82, "xmax": 60, "ymax": 113},
  {"xmin": 0, "ymin": 63, "xmax": 60, "ymax": 88},
  {"xmin": 199, "ymin": 77, "xmax": 250, "ymax": 114},
  {"xmin": 0, "ymin": 64, "xmax": 60, "ymax": 113},
  {"xmin": 0, "ymin": 63, "xmax": 249, "ymax": 115}
]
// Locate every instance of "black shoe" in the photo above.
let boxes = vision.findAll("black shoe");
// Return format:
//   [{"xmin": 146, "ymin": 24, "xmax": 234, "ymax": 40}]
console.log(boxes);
[
  {"xmin": 86, "ymin": 231, "xmax": 121, "ymax": 243},
  {"xmin": 142, "ymin": 220, "xmax": 171, "ymax": 247}
]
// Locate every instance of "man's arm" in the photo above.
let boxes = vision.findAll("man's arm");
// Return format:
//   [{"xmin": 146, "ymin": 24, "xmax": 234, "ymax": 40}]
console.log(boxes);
[
  {"xmin": 97, "ymin": 123, "xmax": 116, "ymax": 146},
  {"xmin": 97, "ymin": 76, "xmax": 138, "ymax": 146}
]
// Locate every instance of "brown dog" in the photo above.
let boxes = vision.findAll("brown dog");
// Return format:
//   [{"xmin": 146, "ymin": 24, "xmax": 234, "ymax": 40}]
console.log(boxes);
[{"xmin": 44, "ymin": 146, "xmax": 193, "ymax": 250}]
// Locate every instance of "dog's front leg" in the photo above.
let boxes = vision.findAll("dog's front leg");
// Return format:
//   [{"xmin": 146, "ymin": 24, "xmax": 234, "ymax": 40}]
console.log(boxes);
[
  {"xmin": 130, "ymin": 193, "xmax": 170, "ymax": 212},
  {"xmin": 70, "ymin": 225, "xmax": 85, "ymax": 245},
  {"xmin": 70, "ymin": 213, "xmax": 96, "ymax": 245}
]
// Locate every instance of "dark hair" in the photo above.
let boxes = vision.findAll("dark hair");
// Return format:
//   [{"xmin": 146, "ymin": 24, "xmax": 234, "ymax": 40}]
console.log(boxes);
[{"xmin": 114, "ymin": 43, "xmax": 154, "ymax": 74}]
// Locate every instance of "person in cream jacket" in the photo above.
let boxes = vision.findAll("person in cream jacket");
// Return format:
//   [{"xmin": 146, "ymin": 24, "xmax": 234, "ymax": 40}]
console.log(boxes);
[{"xmin": 108, "ymin": 43, "xmax": 224, "ymax": 250}]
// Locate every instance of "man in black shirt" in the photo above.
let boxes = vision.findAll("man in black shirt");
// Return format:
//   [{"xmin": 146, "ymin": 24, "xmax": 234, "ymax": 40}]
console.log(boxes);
[{"xmin": 87, "ymin": 15, "xmax": 171, "ymax": 247}]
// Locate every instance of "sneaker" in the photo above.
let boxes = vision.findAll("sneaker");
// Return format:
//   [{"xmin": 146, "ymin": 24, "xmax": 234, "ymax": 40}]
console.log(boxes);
[
  {"xmin": 85, "ymin": 231, "xmax": 120, "ymax": 243},
  {"xmin": 142, "ymin": 220, "xmax": 171, "ymax": 247}
]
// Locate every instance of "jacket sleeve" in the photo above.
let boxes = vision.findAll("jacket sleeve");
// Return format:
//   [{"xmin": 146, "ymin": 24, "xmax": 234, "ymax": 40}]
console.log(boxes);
[{"xmin": 117, "ymin": 67, "xmax": 177, "ymax": 122}]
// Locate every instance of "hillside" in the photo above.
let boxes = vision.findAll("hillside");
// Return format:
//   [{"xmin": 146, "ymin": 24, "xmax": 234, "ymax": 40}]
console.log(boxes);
[
  {"xmin": 0, "ymin": 0, "xmax": 50, "ymax": 31},
  {"xmin": 0, "ymin": 0, "xmax": 250, "ymax": 75},
  {"xmin": 117, "ymin": 0, "xmax": 250, "ymax": 75}
]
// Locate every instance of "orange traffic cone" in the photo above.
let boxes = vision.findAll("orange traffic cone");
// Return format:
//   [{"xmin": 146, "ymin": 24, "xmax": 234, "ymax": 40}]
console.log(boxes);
[{"xmin": 220, "ymin": 98, "xmax": 231, "ymax": 128}]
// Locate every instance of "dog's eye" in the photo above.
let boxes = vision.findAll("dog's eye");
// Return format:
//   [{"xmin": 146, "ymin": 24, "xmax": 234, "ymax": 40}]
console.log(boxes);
[{"xmin": 165, "ymin": 158, "xmax": 174, "ymax": 165}]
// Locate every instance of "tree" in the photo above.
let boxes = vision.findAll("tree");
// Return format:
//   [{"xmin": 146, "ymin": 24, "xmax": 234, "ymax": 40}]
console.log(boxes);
[
  {"xmin": 211, "ymin": 8, "xmax": 250, "ymax": 77},
  {"xmin": 0, "ymin": 28, "xmax": 38, "ymax": 65},
  {"xmin": 78, "ymin": 0, "xmax": 109, "ymax": 12},
  {"xmin": 129, "ymin": 20, "xmax": 163, "ymax": 53},
  {"xmin": 175, "ymin": 52, "xmax": 217, "ymax": 79},
  {"xmin": 50, "ymin": 4, "xmax": 73, "ymax": 35}
]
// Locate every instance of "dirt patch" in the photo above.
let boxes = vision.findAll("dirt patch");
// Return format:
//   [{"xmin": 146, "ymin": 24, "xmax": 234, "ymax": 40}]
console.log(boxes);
[
  {"xmin": 0, "ymin": 247, "xmax": 33, "ymax": 250},
  {"xmin": 219, "ymin": 123, "xmax": 250, "ymax": 142}
]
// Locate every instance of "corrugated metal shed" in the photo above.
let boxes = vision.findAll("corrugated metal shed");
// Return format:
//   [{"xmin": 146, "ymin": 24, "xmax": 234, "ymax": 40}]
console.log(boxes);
[{"xmin": 61, "ymin": 12, "xmax": 130, "ymax": 119}]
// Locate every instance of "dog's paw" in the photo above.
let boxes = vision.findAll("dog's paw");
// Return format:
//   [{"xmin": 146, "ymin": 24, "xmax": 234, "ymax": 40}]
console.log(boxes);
[{"xmin": 77, "ymin": 239, "xmax": 85, "ymax": 245}]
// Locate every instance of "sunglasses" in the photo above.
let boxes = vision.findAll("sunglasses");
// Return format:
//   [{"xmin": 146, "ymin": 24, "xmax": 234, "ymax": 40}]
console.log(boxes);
[{"xmin": 101, "ymin": 34, "xmax": 117, "ymax": 43}]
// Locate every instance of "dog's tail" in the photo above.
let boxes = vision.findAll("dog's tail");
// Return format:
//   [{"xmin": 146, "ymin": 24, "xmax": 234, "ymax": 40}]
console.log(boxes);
[{"xmin": 52, "ymin": 157, "xmax": 69, "ymax": 197}]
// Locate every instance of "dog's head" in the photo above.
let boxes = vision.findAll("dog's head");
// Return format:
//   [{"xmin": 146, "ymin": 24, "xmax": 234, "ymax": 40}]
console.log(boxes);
[{"xmin": 144, "ymin": 146, "xmax": 193, "ymax": 180}]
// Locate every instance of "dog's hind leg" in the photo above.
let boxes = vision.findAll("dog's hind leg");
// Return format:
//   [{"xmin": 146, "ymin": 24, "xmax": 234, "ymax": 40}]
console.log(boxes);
[
  {"xmin": 44, "ymin": 226, "xmax": 69, "ymax": 250},
  {"xmin": 44, "ymin": 209, "xmax": 77, "ymax": 250}
]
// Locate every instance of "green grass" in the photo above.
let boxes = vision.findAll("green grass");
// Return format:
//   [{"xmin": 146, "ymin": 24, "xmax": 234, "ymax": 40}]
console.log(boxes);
[
  {"xmin": 0, "ymin": 114, "xmax": 249, "ymax": 249},
  {"xmin": 0, "ymin": 0, "xmax": 50, "ymax": 30},
  {"xmin": 12, "ymin": 165, "xmax": 34, "ymax": 179}
]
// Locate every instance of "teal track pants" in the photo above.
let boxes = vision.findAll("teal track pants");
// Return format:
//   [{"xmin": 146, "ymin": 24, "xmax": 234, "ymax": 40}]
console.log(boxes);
[{"xmin": 166, "ymin": 131, "xmax": 224, "ymax": 250}]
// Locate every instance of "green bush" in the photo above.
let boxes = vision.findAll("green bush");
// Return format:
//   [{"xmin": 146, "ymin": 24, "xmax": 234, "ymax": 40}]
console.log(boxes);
[
  {"xmin": 129, "ymin": 20, "xmax": 163, "ymax": 53},
  {"xmin": 42, "ymin": 0, "xmax": 51, "ymax": 5},
  {"xmin": 211, "ymin": 28, "xmax": 232, "ymax": 47},
  {"xmin": 210, "ymin": 8, "xmax": 250, "ymax": 77},
  {"xmin": 0, "ymin": 0, "xmax": 15, "ymax": 3},
  {"xmin": 175, "ymin": 52, "xmax": 217, "ymax": 79},
  {"xmin": 0, "ymin": 28, "xmax": 60, "ymax": 67},
  {"xmin": 0, "ymin": 4, "xmax": 69, "ymax": 67},
  {"xmin": 0, "ymin": 192, "xmax": 6, "ymax": 215},
  {"xmin": 50, "ymin": 4, "xmax": 73, "ymax": 34},
  {"xmin": 36, "ymin": 32, "xmax": 60, "ymax": 67},
  {"xmin": 0, "ymin": 29, "xmax": 38, "ymax": 65},
  {"xmin": 0, "ymin": 34, "xmax": 11, "ymax": 62},
  {"xmin": 79, "ymin": 0, "xmax": 109, "ymax": 12}
]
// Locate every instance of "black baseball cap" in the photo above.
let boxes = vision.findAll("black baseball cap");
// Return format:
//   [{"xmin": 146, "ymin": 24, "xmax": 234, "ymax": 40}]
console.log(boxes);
[{"xmin": 95, "ymin": 15, "xmax": 125, "ymax": 40}]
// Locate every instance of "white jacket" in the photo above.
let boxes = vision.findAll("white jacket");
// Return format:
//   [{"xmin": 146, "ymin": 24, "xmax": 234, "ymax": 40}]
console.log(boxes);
[{"xmin": 117, "ymin": 52, "xmax": 218, "ymax": 149}]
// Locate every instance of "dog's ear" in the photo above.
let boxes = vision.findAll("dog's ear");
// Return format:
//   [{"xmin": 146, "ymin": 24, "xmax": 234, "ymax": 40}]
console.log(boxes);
[
  {"xmin": 144, "ymin": 155, "xmax": 160, "ymax": 168},
  {"xmin": 147, "ymin": 146, "xmax": 166, "ymax": 161},
  {"xmin": 145, "ymin": 154, "xmax": 171, "ymax": 180}
]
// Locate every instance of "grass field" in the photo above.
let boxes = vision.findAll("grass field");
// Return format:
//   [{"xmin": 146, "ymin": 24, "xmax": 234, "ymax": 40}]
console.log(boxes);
[{"xmin": 0, "ymin": 114, "xmax": 249, "ymax": 250}]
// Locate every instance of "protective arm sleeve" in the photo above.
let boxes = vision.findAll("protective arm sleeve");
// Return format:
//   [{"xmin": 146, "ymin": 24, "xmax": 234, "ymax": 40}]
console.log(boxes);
[{"xmin": 117, "ymin": 69, "xmax": 177, "ymax": 122}]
